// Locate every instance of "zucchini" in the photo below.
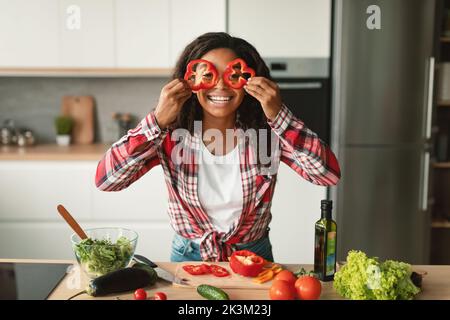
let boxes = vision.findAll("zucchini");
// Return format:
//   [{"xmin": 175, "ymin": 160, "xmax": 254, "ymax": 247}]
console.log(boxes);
[{"xmin": 197, "ymin": 284, "xmax": 230, "ymax": 300}]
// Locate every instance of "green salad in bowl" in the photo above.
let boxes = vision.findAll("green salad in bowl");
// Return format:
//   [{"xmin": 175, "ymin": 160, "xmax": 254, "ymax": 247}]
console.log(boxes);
[{"xmin": 71, "ymin": 227, "xmax": 138, "ymax": 278}]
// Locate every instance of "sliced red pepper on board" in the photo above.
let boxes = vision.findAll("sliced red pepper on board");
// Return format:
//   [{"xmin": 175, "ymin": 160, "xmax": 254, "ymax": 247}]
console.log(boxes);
[
  {"xmin": 183, "ymin": 264, "xmax": 207, "ymax": 275},
  {"xmin": 210, "ymin": 264, "xmax": 230, "ymax": 277},
  {"xmin": 182, "ymin": 263, "xmax": 230, "ymax": 277},
  {"xmin": 184, "ymin": 59, "xmax": 219, "ymax": 91},
  {"xmin": 229, "ymin": 250, "xmax": 265, "ymax": 277},
  {"xmin": 199, "ymin": 264, "xmax": 211, "ymax": 274},
  {"xmin": 223, "ymin": 58, "xmax": 256, "ymax": 89}
]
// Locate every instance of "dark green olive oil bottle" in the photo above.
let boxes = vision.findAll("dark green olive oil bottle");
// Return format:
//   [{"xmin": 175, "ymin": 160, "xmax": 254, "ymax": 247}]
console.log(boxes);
[{"xmin": 314, "ymin": 200, "xmax": 337, "ymax": 281}]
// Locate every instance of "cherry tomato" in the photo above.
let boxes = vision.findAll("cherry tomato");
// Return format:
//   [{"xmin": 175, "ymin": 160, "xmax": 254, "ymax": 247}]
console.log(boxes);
[
  {"xmin": 274, "ymin": 270, "xmax": 297, "ymax": 287},
  {"xmin": 134, "ymin": 288, "xmax": 147, "ymax": 300},
  {"xmin": 295, "ymin": 276, "xmax": 322, "ymax": 300},
  {"xmin": 153, "ymin": 292, "xmax": 167, "ymax": 300},
  {"xmin": 210, "ymin": 264, "xmax": 230, "ymax": 277},
  {"xmin": 269, "ymin": 280, "xmax": 296, "ymax": 300}
]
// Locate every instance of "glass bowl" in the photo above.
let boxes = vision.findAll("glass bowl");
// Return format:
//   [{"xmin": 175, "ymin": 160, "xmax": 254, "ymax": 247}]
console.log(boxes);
[{"xmin": 71, "ymin": 227, "xmax": 138, "ymax": 279}]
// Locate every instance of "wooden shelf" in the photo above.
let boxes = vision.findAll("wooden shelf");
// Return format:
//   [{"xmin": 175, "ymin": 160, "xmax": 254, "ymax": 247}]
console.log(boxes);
[
  {"xmin": 0, "ymin": 143, "xmax": 109, "ymax": 161},
  {"xmin": 0, "ymin": 67, "xmax": 173, "ymax": 78},
  {"xmin": 438, "ymin": 100, "xmax": 450, "ymax": 107},
  {"xmin": 434, "ymin": 162, "xmax": 450, "ymax": 169},
  {"xmin": 441, "ymin": 36, "xmax": 450, "ymax": 43},
  {"xmin": 432, "ymin": 220, "xmax": 450, "ymax": 229}
]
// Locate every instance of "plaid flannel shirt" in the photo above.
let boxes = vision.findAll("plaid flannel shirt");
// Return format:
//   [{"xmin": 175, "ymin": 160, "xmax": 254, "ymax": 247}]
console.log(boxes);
[{"xmin": 95, "ymin": 104, "xmax": 341, "ymax": 261}]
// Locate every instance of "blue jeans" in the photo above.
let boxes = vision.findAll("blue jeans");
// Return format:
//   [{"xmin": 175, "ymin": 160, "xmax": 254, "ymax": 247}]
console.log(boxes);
[{"xmin": 170, "ymin": 230, "xmax": 274, "ymax": 262}]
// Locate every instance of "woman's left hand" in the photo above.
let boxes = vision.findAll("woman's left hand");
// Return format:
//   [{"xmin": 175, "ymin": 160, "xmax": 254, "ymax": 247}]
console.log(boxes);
[{"xmin": 244, "ymin": 77, "xmax": 282, "ymax": 121}]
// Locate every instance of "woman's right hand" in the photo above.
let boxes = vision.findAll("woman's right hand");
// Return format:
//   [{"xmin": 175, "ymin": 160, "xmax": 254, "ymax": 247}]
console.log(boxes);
[{"xmin": 154, "ymin": 79, "xmax": 192, "ymax": 129}]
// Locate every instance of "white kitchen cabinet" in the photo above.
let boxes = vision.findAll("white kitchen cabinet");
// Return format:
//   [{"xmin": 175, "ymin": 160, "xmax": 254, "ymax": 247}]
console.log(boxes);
[
  {"xmin": 0, "ymin": 161, "xmax": 93, "ymax": 221},
  {"xmin": 0, "ymin": 0, "xmax": 60, "ymax": 67},
  {"xmin": 0, "ymin": 161, "xmax": 168, "ymax": 222},
  {"xmin": 0, "ymin": 221, "xmax": 174, "ymax": 260},
  {"xmin": 92, "ymin": 166, "xmax": 169, "ymax": 221},
  {"xmin": 115, "ymin": 0, "xmax": 171, "ymax": 68},
  {"xmin": 270, "ymin": 164, "xmax": 328, "ymax": 263},
  {"xmin": 170, "ymin": 0, "xmax": 226, "ymax": 65},
  {"xmin": 228, "ymin": 0, "xmax": 331, "ymax": 58},
  {"xmin": 59, "ymin": 0, "xmax": 115, "ymax": 67},
  {"xmin": 0, "ymin": 161, "xmax": 172, "ymax": 260}
]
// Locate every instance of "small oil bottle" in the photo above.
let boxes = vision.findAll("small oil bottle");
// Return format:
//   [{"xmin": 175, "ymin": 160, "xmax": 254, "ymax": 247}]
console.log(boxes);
[{"xmin": 314, "ymin": 200, "xmax": 337, "ymax": 281}]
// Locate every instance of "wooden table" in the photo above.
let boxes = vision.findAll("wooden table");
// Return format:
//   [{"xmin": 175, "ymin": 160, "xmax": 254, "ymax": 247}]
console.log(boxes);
[{"xmin": 2, "ymin": 259, "xmax": 449, "ymax": 300}]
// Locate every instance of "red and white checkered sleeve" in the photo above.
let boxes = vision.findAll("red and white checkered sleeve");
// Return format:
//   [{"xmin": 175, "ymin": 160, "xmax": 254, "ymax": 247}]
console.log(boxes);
[
  {"xmin": 268, "ymin": 104, "xmax": 341, "ymax": 186},
  {"xmin": 95, "ymin": 111, "xmax": 167, "ymax": 191}
]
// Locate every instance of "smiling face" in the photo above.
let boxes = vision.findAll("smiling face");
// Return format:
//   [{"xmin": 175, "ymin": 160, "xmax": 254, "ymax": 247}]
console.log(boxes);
[{"xmin": 195, "ymin": 48, "xmax": 245, "ymax": 121}]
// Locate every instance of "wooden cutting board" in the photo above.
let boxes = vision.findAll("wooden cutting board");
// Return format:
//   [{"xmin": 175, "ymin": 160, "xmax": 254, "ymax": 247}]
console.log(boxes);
[
  {"xmin": 173, "ymin": 262, "xmax": 273, "ymax": 290},
  {"xmin": 61, "ymin": 96, "xmax": 95, "ymax": 144}
]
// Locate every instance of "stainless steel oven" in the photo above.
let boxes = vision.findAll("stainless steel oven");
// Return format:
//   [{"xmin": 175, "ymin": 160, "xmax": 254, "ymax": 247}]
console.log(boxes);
[{"xmin": 265, "ymin": 57, "xmax": 330, "ymax": 143}]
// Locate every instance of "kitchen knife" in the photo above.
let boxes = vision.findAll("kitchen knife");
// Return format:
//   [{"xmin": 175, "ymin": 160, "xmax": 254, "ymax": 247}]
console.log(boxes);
[{"xmin": 133, "ymin": 254, "xmax": 188, "ymax": 285}]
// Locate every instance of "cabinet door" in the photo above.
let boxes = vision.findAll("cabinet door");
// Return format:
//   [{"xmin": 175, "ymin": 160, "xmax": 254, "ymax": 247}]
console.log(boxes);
[
  {"xmin": 228, "ymin": 0, "xmax": 331, "ymax": 58},
  {"xmin": 0, "ymin": 161, "xmax": 93, "ymax": 221},
  {"xmin": 115, "ymin": 0, "xmax": 170, "ymax": 68},
  {"xmin": 0, "ymin": 0, "xmax": 60, "ymax": 67},
  {"xmin": 59, "ymin": 0, "xmax": 115, "ymax": 67},
  {"xmin": 170, "ymin": 0, "xmax": 226, "ymax": 65},
  {"xmin": 270, "ymin": 164, "xmax": 327, "ymax": 263},
  {"xmin": 0, "ymin": 222, "xmax": 173, "ymax": 260},
  {"xmin": 92, "ymin": 166, "xmax": 168, "ymax": 221}
]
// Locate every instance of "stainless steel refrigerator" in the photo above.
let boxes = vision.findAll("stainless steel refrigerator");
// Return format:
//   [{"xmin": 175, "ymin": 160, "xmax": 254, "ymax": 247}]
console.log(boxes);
[{"xmin": 330, "ymin": 0, "xmax": 436, "ymax": 264}]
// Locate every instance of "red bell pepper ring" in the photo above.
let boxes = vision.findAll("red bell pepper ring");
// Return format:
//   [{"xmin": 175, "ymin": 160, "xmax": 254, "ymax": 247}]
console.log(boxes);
[
  {"xmin": 229, "ymin": 250, "xmax": 265, "ymax": 277},
  {"xmin": 184, "ymin": 59, "xmax": 219, "ymax": 91},
  {"xmin": 210, "ymin": 264, "xmax": 230, "ymax": 277},
  {"xmin": 223, "ymin": 58, "xmax": 256, "ymax": 89},
  {"xmin": 182, "ymin": 263, "xmax": 230, "ymax": 277},
  {"xmin": 183, "ymin": 264, "xmax": 207, "ymax": 275},
  {"xmin": 199, "ymin": 264, "xmax": 211, "ymax": 274}
]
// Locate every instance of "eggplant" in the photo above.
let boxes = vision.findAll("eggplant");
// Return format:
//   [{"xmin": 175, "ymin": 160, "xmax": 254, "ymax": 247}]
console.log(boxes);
[
  {"xmin": 68, "ymin": 263, "xmax": 157, "ymax": 299},
  {"xmin": 410, "ymin": 271, "xmax": 423, "ymax": 289}
]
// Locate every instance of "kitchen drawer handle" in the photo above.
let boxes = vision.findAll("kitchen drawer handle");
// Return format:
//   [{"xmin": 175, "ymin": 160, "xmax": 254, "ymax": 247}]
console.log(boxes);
[
  {"xmin": 421, "ymin": 151, "xmax": 430, "ymax": 211},
  {"xmin": 277, "ymin": 82, "xmax": 322, "ymax": 89},
  {"xmin": 425, "ymin": 57, "xmax": 434, "ymax": 140}
]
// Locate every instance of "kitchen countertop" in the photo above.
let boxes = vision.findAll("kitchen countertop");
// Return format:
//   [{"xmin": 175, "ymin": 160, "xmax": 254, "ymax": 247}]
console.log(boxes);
[
  {"xmin": 0, "ymin": 143, "xmax": 110, "ymax": 161},
  {"xmin": 2, "ymin": 259, "xmax": 449, "ymax": 300}
]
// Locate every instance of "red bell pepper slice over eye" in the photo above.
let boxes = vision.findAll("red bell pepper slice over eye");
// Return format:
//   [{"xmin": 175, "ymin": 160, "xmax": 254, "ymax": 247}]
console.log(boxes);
[
  {"xmin": 229, "ymin": 250, "xmax": 265, "ymax": 277},
  {"xmin": 209, "ymin": 264, "xmax": 230, "ymax": 277},
  {"xmin": 183, "ymin": 264, "xmax": 207, "ymax": 275},
  {"xmin": 184, "ymin": 59, "xmax": 219, "ymax": 91},
  {"xmin": 223, "ymin": 58, "xmax": 256, "ymax": 89}
]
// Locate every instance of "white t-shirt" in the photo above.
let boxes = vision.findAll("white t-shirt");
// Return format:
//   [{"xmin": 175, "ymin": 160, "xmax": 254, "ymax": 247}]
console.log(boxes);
[{"xmin": 193, "ymin": 140, "xmax": 243, "ymax": 244}]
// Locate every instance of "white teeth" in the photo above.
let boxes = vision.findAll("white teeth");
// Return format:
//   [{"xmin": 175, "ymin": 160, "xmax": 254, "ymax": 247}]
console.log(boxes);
[{"xmin": 208, "ymin": 96, "xmax": 232, "ymax": 102}]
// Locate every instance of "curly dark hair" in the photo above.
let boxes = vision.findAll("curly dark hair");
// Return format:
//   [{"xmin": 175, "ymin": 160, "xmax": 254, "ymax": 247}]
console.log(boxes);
[{"xmin": 171, "ymin": 32, "xmax": 273, "ymax": 133}]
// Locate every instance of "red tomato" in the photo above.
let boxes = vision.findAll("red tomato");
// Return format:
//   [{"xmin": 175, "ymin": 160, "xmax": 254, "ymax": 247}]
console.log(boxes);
[
  {"xmin": 269, "ymin": 280, "xmax": 296, "ymax": 300},
  {"xmin": 274, "ymin": 270, "xmax": 297, "ymax": 287},
  {"xmin": 295, "ymin": 276, "xmax": 322, "ymax": 300},
  {"xmin": 210, "ymin": 264, "xmax": 230, "ymax": 277},
  {"xmin": 153, "ymin": 292, "xmax": 167, "ymax": 300},
  {"xmin": 134, "ymin": 288, "xmax": 147, "ymax": 300}
]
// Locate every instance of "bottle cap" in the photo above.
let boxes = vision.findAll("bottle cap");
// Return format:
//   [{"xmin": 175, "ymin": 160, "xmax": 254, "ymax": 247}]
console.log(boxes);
[{"xmin": 321, "ymin": 200, "xmax": 333, "ymax": 210}]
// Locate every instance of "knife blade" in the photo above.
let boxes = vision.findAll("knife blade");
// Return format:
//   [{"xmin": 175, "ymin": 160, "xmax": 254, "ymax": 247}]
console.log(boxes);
[{"xmin": 133, "ymin": 254, "xmax": 188, "ymax": 285}]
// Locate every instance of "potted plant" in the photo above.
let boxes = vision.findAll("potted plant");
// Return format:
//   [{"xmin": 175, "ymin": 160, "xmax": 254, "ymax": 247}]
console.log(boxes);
[{"xmin": 54, "ymin": 116, "xmax": 74, "ymax": 146}]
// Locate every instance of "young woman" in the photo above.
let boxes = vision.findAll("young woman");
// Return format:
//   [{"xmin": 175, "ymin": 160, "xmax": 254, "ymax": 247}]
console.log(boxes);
[{"xmin": 95, "ymin": 32, "xmax": 341, "ymax": 262}]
